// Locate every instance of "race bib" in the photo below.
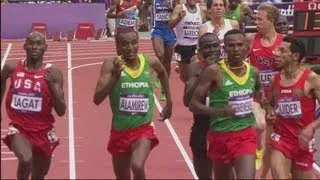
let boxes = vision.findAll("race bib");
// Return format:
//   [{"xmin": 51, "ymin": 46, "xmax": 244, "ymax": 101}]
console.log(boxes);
[
  {"xmin": 276, "ymin": 98, "xmax": 302, "ymax": 119},
  {"xmin": 155, "ymin": 13, "xmax": 170, "ymax": 21},
  {"xmin": 47, "ymin": 129, "xmax": 58, "ymax": 144},
  {"xmin": 260, "ymin": 70, "xmax": 276, "ymax": 85},
  {"xmin": 229, "ymin": 95, "xmax": 253, "ymax": 118},
  {"xmin": 183, "ymin": 29, "xmax": 198, "ymax": 39},
  {"xmin": 11, "ymin": 94, "xmax": 42, "ymax": 112},
  {"xmin": 119, "ymin": 18, "xmax": 136, "ymax": 27},
  {"xmin": 119, "ymin": 93, "xmax": 149, "ymax": 116}
]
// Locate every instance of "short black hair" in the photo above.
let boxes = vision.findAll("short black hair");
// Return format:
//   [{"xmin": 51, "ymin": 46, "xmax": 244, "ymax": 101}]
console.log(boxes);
[
  {"xmin": 199, "ymin": 33, "xmax": 219, "ymax": 47},
  {"xmin": 115, "ymin": 28, "xmax": 138, "ymax": 43},
  {"xmin": 283, "ymin": 36, "xmax": 306, "ymax": 62},
  {"xmin": 224, "ymin": 29, "xmax": 245, "ymax": 42}
]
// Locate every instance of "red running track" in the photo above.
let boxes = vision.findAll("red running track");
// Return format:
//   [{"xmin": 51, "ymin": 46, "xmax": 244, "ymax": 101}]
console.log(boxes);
[{"xmin": 1, "ymin": 40, "xmax": 319, "ymax": 179}]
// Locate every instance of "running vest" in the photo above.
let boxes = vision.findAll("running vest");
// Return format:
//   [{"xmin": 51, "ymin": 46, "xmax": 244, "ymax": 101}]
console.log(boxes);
[
  {"xmin": 209, "ymin": 60, "xmax": 256, "ymax": 132},
  {"xmin": 110, "ymin": 53, "xmax": 154, "ymax": 130},
  {"xmin": 176, "ymin": 3, "xmax": 202, "ymax": 46},
  {"xmin": 249, "ymin": 33, "xmax": 283, "ymax": 94},
  {"xmin": 6, "ymin": 60, "xmax": 55, "ymax": 131},
  {"xmin": 273, "ymin": 69, "xmax": 316, "ymax": 139},
  {"xmin": 115, "ymin": 0, "xmax": 138, "ymax": 32},
  {"xmin": 204, "ymin": 19, "xmax": 234, "ymax": 58},
  {"xmin": 224, "ymin": 4, "xmax": 241, "ymax": 23},
  {"xmin": 152, "ymin": 0, "xmax": 173, "ymax": 29}
]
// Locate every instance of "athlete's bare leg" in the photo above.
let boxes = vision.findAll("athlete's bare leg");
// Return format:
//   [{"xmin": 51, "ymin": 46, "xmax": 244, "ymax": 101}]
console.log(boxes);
[
  {"xmin": 193, "ymin": 155, "xmax": 212, "ymax": 179},
  {"xmin": 260, "ymin": 124, "xmax": 273, "ymax": 179},
  {"xmin": 131, "ymin": 138, "xmax": 152, "ymax": 179},
  {"xmin": 270, "ymin": 149, "xmax": 292, "ymax": 179},
  {"xmin": 112, "ymin": 153, "xmax": 131, "ymax": 179},
  {"xmin": 31, "ymin": 152, "xmax": 52, "ymax": 179},
  {"xmin": 212, "ymin": 161, "xmax": 234, "ymax": 179},
  {"xmin": 10, "ymin": 134, "xmax": 33, "ymax": 179},
  {"xmin": 291, "ymin": 169, "xmax": 313, "ymax": 180},
  {"xmin": 234, "ymin": 155, "xmax": 256, "ymax": 179}
]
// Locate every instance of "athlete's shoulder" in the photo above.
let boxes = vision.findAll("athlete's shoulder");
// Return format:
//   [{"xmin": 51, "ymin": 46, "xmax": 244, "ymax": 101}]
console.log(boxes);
[
  {"xmin": 307, "ymin": 68, "xmax": 320, "ymax": 82},
  {"xmin": 1, "ymin": 60, "xmax": 19, "ymax": 78}
]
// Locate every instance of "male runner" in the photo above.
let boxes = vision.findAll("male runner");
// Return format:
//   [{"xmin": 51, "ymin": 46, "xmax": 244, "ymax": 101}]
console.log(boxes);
[
  {"xmin": 168, "ymin": 0, "xmax": 206, "ymax": 82},
  {"xmin": 199, "ymin": 0, "xmax": 239, "ymax": 58},
  {"xmin": 224, "ymin": 0, "xmax": 256, "ymax": 31},
  {"xmin": 93, "ymin": 28, "xmax": 172, "ymax": 179},
  {"xmin": 1, "ymin": 32, "xmax": 66, "ymax": 179},
  {"xmin": 275, "ymin": 15, "xmax": 289, "ymax": 35},
  {"xmin": 246, "ymin": 3, "xmax": 283, "ymax": 173},
  {"xmin": 189, "ymin": 29, "xmax": 262, "ymax": 179},
  {"xmin": 183, "ymin": 33, "xmax": 221, "ymax": 179},
  {"xmin": 149, "ymin": 0, "xmax": 178, "ymax": 100},
  {"xmin": 107, "ymin": 0, "xmax": 140, "ymax": 54},
  {"xmin": 266, "ymin": 36, "xmax": 320, "ymax": 179}
]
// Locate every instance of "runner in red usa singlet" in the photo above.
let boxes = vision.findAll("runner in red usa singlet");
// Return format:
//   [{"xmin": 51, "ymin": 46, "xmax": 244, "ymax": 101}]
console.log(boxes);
[
  {"xmin": 5, "ymin": 60, "xmax": 55, "ymax": 131},
  {"xmin": 1, "ymin": 32, "xmax": 66, "ymax": 179},
  {"xmin": 267, "ymin": 36, "xmax": 320, "ymax": 179},
  {"xmin": 249, "ymin": 33, "xmax": 284, "ymax": 97}
]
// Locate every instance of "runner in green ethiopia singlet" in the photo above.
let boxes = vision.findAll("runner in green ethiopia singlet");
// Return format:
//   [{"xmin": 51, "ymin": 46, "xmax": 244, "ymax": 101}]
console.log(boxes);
[
  {"xmin": 224, "ymin": 4, "xmax": 241, "ymax": 23},
  {"xmin": 109, "ymin": 53, "xmax": 154, "ymax": 130},
  {"xmin": 209, "ymin": 60, "xmax": 256, "ymax": 132}
]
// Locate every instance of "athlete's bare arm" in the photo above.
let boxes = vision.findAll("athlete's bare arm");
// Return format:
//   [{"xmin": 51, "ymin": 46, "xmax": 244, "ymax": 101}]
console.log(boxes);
[
  {"xmin": 189, "ymin": 64, "xmax": 234, "ymax": 116},
  {"xmin": 149, "ymin": 57, "xmax": 172, "ymax": 119},
  {"xmin": 44, "ymin": 67, "xmax": 66, "ymax": 116},
  {"xmin": 1, "ymin": 62, "xmax": 16, "ymax": 123},
  {"xmin": 93, "ymin": 57, "xmax": 124, "ymax": 105},
  {"xmin": 149, "ymin": 57, "xmax": 172, "ymax": 103},
  {"xmin": 107, "ymin": 0, "xmax": 124, "ymax": 19},
  {"xmin": 265, "ymin": 76, "xmax": 276, "ymax": 123},
  {"xmin": 0, "ymin": 63, "xmax": 16, "ymax": 106},
  {"xmin": 310, "ymin": 72, "xmax": 320, "ymax": 122},
  {"xmin": 253, "ymin": 68, "xmax": 263, "ymax": 101},
  {"xmin": 168, "ymin": 4, "xmax": 184, "ymax": 29},
  {"xmin": 183, "ymin": 57, "xmax": 201, "ymax": 107},
  {"xmin": 298, "ymin": 71, "xmax": 320, "ymax": 145},
  {"xmin": 242, "ymin": 4, "xmax": 256, "ymax": 21}
]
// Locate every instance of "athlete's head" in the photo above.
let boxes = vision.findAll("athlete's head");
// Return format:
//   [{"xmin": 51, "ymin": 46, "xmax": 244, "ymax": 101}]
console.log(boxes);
[
  {"xmin": 256, "ymin": 3, "xmax": 279, "ymax": 34},
  {"xmin": 115, "ymin": 28, "xmax": 139, "ymax": 62},
  {"xmin": 276, "ymin": 15, "xmax": 289, "ymax": 35},
  {"xmin": 227, "ymin": 0, "xmax": 238, "ymax": 11},
  {"xmin": 186, "ymin": 0, "xmax": 197, "ymax": 7},
  {"xmin": 224, "ymin": 29, "xmax": 246, "ymax": 63},
  {"xmin": 274, "ymin": 36, "xmax": 306, "ymax": 69},
  {"xmin": 198, "ymin": 33, "xmax": 221, "ymax": 66},
  {"xmin": 24, "ymin": 31, "xmax": 47, "ymax": 62},
  {"xmin": 207, "ymin": 0, "xmax": 227, "ymax": 19}
]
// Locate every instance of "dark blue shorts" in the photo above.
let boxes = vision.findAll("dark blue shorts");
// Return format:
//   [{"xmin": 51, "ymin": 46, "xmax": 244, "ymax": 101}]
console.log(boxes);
[{"xmin": 151, "ymin": 28, "xmax": 176, "ymax": 46}]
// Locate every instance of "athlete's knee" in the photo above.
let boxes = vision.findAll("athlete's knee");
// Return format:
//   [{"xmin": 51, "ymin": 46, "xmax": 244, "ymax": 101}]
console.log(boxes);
[
  {"xmin": 131, "ymin": 160, "xmax": 145, "ymax": 174},
  {"xmin": 237, "ymin": 168, "xmax": 255, "ymax": 179},
  {"xmin": 18, "ymin": 155, "xmax": 33, "ymax": 168},
  {"xmin": 154, "ymin": 50, "xmax": 164, "ymax": 61}
]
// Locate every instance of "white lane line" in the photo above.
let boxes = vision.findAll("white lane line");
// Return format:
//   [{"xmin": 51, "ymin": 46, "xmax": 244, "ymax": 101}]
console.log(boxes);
[
  {"xmin": 67, "ymin": 43, "xmax": 76, "ymax": 179},
  {"xmin": 1, "ymin": 43, "xmax": 12, "ymax": 70},
  {"xmin": 153, "ymin": 94, "xmax": 198, "ymax": 179}
]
